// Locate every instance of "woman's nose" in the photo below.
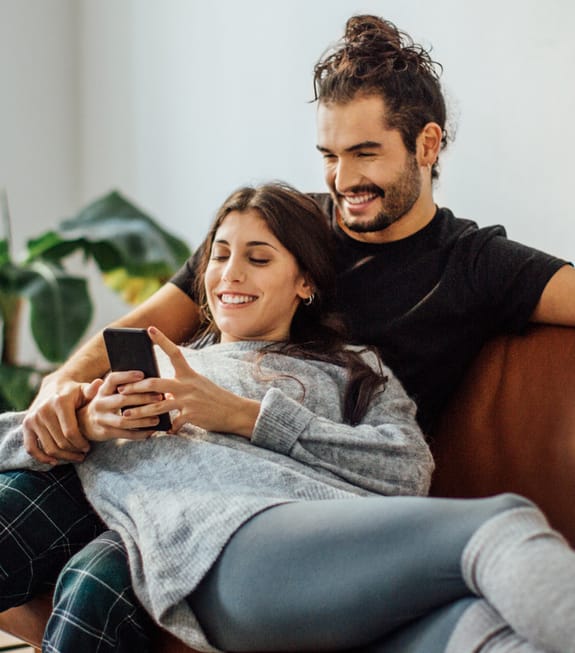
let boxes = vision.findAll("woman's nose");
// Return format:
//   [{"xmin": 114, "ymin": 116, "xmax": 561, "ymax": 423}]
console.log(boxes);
[{"xmin": 222, "ymin": 258, "xmax": 245, "ymax": 283}]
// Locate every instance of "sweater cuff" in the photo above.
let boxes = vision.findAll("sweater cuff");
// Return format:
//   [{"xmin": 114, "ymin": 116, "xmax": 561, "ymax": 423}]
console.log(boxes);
[{"xmin": 251, "ymin": 388, "xmax": 312, "ymax": 455}]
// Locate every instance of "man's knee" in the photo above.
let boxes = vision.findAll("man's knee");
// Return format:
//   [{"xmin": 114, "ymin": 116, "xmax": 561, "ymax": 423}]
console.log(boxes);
[
  {"xmin": 0, "ymin": 468, "xmax": 102, "ymax": 578},
  {"xmin": 0, "ymin": 468, "xmax": 99, "ymax": 608},
  {"xmin": 48, "ymin": 531, "xmax": 153, "ymax": 652},
  {"xmin": 54, "ymin": 531, "xmax": 133, "ymax": 615}
]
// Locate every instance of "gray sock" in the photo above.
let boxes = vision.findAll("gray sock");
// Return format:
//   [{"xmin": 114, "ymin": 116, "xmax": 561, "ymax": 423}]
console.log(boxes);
[
  {"xmin": 446, "ymin": 600, "xmax": 545, "ymax": 652},
  {"xmin": 461, "ymin": 506, "xmax": 575, "ymax": 653}
]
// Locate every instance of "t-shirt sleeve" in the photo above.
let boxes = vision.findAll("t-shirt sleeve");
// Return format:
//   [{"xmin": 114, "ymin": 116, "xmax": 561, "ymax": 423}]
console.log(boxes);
[
  {"xmin": 466, "ymin": 229, "xmax": 571, "ymax": 332},
  {"xmin": 169, "ymin": 245, "xmax": 205, "ymax": 302}
]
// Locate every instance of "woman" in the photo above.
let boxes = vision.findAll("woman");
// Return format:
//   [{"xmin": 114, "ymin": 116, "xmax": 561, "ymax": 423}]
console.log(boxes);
[{"xmin": 1, "ymin": 183, "xmax": 574, "ymax": 653}]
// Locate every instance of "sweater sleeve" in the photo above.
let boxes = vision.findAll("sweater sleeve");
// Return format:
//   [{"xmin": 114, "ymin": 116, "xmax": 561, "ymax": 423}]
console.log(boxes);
[
  {"xmin": 0, "ymin": 411, "xmax": 53, "ymax": 472},
  {"xmin": 251, "ymin": 372, "xmax": 434, "ymax": 497}
]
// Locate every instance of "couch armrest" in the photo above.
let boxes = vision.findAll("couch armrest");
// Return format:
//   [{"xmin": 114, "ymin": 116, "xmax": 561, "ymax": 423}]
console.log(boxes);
[
  {"xmin": 0, "ymin": 597, "xmax": 51, "ymax": 648},
  {"xmin": 430, "ymin": 324, "xmax": 575, "ymax": 546}
]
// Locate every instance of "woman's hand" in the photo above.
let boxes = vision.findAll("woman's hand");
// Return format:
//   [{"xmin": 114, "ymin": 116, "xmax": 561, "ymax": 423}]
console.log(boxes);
[
  {"xmin": 117, "ymin": 327, "xmax": 261, "ymax": 438},
  {"xmin": 77, "ymin": 371, "xmax": 166, "ymax": 441}
]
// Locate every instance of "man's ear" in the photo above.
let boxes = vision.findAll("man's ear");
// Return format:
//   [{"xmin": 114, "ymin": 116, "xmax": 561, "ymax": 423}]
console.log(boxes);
[{"xmin": 416, "ymin": 122, "xmax": 443, "ymax": 167}]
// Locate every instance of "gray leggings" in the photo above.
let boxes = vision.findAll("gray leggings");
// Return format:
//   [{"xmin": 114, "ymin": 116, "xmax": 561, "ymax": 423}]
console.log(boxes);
[{"xmin": 188, "ymin": 493, "xmax": 531, "ymax": 652}]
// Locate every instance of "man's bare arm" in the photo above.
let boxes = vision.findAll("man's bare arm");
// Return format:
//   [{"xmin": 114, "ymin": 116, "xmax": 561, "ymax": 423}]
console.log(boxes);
[
  {"xmin": 530, "ymin": 265, "xmax": 575, "ymax": 326},
  {"xmin": 23, "ymin": 283, "xmax": 200, "ymax": 463}
]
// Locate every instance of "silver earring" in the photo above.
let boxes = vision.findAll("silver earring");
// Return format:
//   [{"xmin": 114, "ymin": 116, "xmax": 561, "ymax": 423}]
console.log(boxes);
[{"xmin": 303, "ymin": 293, "xmax": 315, "ymax": 306}]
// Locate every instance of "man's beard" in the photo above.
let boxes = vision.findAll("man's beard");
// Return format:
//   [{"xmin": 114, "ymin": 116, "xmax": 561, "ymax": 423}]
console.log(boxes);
[{"xmin": 339, "ymin": 155, "xmax": 421, "ymax": 233}]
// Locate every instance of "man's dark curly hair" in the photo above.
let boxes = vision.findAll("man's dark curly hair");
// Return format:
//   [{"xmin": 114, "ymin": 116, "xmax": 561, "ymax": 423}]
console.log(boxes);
[{"xmin": 313, "ymin": 15, "xmax": 449, "ymax": 179}]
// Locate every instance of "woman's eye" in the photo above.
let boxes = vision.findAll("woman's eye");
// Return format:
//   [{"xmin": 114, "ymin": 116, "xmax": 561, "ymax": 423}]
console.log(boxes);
[
  {"xmin": 250, "ymin": 258, "xmax": 270, "ymax": 265},
  {"xmin": 210, "ymin": 254, "xmax": 229, "ymax": 261}
]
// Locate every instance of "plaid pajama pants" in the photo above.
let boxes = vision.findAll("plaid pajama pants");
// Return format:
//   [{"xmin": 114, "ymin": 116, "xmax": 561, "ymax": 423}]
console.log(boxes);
[{"xmin": 0, "ymin": 466, "xmax": 153, "ymax": 652}]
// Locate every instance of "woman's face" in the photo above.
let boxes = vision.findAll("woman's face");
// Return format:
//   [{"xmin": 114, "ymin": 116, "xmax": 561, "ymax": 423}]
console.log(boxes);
[{"xmin": 204, "ymin": 209, "xmax": 312, "ymax": 343}]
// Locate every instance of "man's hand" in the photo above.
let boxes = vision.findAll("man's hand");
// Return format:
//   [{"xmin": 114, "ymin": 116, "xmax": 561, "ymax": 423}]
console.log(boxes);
[
  {"xmin": 22, "ymin": 375, "xmax": 100, "ymax": 464},
  {"xmin": 21, "ymin": 284, "xmax": 202, "ymax": 464}
]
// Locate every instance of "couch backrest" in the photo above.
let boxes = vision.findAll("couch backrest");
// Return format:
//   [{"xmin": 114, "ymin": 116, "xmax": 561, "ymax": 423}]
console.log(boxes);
[{"xmin": 430, "ymin": 324, "xmax": 575, "ymax": 546}]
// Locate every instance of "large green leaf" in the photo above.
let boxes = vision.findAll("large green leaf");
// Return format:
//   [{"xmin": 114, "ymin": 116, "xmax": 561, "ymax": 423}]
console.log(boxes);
[
  {"xmin": 0, "ymin": 363, "xmax": 41, "ymax": 411},
  {"xmin": 0, "ymin": 238, "xmax": 10, "ymax": 266},
  {"xmin": 19, "ymin": 262, "xmax": 93, "ymax": 362},
  {"xmin": 0, "ymin": 189, "xmax": 189, "ymax": 385},
  {"xmin": 0, "ymin": 260, "xmax": 41, "ymax": 295},
  {"xmin": 0, "ymin": 189, "xmax": 12, "ymax": 266},
  {"xmin": 27, "ymin": 191, "xmax": 190, "ymax": 278},
  {"xmin": 25, "ymin": 232, "xmax": 80, "ymax": 264}
]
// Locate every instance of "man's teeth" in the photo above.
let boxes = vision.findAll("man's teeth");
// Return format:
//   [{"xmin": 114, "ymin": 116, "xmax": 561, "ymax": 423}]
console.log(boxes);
[
  {"xmin": 220, "ymin": 294, "xmax": 256, "ymax": 304},
  {"xmin": 345, "ymin": 193, "xmax": 378, "ymax": 205}
]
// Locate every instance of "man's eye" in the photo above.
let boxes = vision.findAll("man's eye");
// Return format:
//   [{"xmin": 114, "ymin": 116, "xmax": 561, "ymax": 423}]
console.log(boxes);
[{"xmin": 357, "ymin": 152, "xmax": 376, "ymax": 158}]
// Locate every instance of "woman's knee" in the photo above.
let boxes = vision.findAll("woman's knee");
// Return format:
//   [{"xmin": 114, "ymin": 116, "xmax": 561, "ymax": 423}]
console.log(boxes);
[{"xmin": 478, "ymin": 493, "xmax": 535, "ymax": 519}]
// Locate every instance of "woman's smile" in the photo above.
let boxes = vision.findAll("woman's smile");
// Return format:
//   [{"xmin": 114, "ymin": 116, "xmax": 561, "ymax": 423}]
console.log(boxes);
[{"xmin": 217, "ymin": 293, "xmax": 258, "ymax": 306}]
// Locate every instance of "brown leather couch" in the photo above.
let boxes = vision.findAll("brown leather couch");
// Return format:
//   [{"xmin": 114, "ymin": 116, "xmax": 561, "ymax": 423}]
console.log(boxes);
[{"xmin": 1, "ymin": 324, "xmax": 574, "ymax": 652}]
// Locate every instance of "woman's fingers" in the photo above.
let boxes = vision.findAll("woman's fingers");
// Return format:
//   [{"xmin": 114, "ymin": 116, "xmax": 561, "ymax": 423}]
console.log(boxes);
[
  {"xmin": 102, "ymin": 370, "xmax": 144, "ymax": 394},
  {"xmin": 148, "ymin": 326, "xmax": 195, "ymax": 376},
  {"xmin": 102, "ymin": 371, "xmax": 165, "ymax": 412}
]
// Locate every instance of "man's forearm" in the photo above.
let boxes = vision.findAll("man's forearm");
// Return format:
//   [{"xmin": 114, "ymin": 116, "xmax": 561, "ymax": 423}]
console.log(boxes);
[
  {"xmin": 41, "ymin": 331, "xmax": 110, "ymax": 387},
  {"xmin": 44, "ymin": 282, "xmax": 201, "ymax": 388}
]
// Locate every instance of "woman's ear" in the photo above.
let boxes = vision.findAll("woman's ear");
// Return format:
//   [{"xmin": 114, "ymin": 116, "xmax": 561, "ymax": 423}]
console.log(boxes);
[
  {"xmin": 297, "ymin": 276, "xmax": 315, "ymax": 302},
  {"xmin": 416, "ymin": 122, "xmax": 443, "ymax": 168}
]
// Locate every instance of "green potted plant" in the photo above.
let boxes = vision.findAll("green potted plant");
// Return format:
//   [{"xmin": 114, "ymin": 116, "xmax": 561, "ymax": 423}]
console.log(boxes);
[{"xmin": 0, "ymin": 190, "xmax": 191, "ymax": 410}]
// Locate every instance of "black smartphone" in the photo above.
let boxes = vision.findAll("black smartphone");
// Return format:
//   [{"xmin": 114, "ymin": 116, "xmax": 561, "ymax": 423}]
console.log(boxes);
[{"xmin": 103, "ymin": 327, "xmax": 172, "ymax": 431}]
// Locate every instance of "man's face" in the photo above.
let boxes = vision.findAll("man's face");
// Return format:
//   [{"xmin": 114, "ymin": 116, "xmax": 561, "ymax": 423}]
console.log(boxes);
[{"xmin": 316, "ymin": 94, "xmax": 422, "ymax": 238}]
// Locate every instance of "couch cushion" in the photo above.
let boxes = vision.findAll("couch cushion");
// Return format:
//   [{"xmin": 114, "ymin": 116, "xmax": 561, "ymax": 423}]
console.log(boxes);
[{"xmin": 431, "ymin": 324, "xmax": 575, "ymax": 546}]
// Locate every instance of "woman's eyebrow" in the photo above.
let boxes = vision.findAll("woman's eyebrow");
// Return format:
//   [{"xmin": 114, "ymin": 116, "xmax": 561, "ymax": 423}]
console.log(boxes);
[
  {"xmin": 213, "ymin": 238, "xmax": 279, "ymax": 251},
  {"xmin": 246, "ymin": 241, "xmax": 279, "ymax": 251}
]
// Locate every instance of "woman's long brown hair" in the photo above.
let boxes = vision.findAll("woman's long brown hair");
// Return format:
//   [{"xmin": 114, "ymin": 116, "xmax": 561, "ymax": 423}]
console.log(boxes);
[{"xmin": 193, "ymin": 182, "xmax": 386, "ymax": 425}]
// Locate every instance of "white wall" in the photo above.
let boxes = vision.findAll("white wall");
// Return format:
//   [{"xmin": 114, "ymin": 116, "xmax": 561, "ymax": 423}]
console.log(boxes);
[
  {"xmin": 0, "ymin": 0, "xmax": 79, "ymax": 254},
  {"xmin": 1, "ymin": 0, "xmax": 574, "ymax": 363},
  {"xmin": 79, "ymin": 0, "xmax": 575, "ymax": 261}
]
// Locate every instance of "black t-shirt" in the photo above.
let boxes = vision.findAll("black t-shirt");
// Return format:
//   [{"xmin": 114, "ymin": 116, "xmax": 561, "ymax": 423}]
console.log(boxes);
[{"xmin": 171, "ymin": 194, "xmax": 568, "ymax": 433}]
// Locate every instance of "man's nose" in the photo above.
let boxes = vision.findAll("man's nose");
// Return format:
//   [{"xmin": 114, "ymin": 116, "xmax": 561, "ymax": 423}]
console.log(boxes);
[{"xmin": 334, "ymin": 158, "xmax": 360, "ymax": 193}]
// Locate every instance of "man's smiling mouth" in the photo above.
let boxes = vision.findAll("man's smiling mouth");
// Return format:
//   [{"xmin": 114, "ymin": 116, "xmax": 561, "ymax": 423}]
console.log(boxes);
[{"xmin": 343, "ymin": 191, "xmax": 380, "ymax": 205}]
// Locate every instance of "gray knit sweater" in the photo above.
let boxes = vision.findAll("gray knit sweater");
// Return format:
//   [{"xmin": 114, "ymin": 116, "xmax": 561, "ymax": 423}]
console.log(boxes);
[{"xmin": 0, "ymin": 341, "xmax": 433, "ymax": 651}]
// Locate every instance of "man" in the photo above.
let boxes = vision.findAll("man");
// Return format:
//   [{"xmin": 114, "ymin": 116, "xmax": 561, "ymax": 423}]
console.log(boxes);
[
  {"xmin": 2, "ymin": 14, "xmax": 575, "ymax": 651},
  {"xmin": 22, "ymin": 15, "xmax": 575, "ymax": 464}
]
